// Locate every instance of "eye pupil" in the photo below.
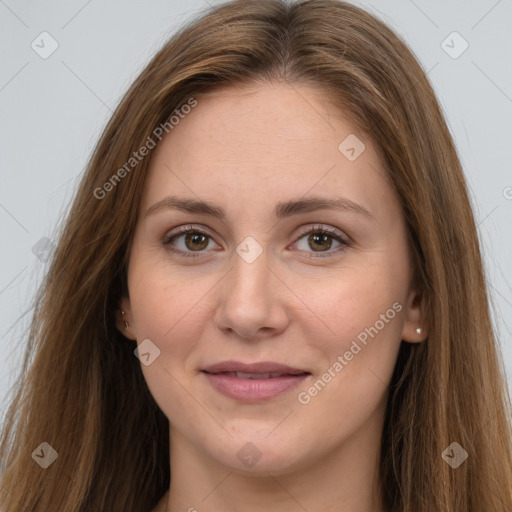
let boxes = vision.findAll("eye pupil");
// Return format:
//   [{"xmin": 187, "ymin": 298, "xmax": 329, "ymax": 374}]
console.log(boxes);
[
  {"xmin": 309, "ymin": 233, "xmax": 332, "ymax": 251},
  {"xmin": 185, "ymin": 233, "xmax": 208, "ymax": 251}
]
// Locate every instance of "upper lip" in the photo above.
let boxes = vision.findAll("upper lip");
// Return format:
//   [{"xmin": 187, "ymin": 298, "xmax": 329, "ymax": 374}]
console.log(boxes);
[{"xmin": 202, "ymin": 361, "xmax": 309, "ymax": 375}]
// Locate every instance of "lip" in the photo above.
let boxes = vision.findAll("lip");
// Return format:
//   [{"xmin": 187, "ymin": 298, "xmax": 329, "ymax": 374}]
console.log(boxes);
[
  {"xmin": 202, "ymin": 360, "xmax": 308, "ymax": 375},
  {"xmin": 201, "ymin": 360, "xmax": 310, "ymax": 403}
]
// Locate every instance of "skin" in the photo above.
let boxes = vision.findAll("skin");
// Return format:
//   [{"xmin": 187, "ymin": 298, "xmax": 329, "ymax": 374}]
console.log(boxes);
[{"xmin": 117, "ymin": 81, "xmax": 426, "ymax": 512}]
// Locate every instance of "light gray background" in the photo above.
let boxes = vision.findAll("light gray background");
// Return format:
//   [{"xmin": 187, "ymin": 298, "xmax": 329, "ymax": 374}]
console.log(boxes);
[{"xmin": 1, "ymin": 0, "xmax": 511, "ymax": 431}]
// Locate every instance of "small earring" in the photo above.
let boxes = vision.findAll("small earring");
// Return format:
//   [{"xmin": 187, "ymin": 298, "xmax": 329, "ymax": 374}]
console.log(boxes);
[
  {"xmin": 121, "ymin": 310, "xmax": 129, "ymax": 330},
  {"xmin": 416, "ymin": 327, "xmax": 422, "ymax": 335}
]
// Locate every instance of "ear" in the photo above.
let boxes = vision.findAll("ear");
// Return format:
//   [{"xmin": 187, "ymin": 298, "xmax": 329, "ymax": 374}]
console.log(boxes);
[
  {"xmin": 401, "ymin": 286, "xmax": 427, "ymax": 343},
  {"xmin": 115, "ymin": 296, "xmax": 137, "ymax": 340}
]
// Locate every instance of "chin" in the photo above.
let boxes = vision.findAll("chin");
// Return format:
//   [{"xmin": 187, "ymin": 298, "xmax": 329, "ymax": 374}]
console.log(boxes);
[{"xmin": 206, "ymin": 434, "xmax": 314, "ymax": 476}]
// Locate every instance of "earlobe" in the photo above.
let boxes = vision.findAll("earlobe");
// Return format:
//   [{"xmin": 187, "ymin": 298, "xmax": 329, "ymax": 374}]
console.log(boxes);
[
  {"xmin": 115, "ymin": 297, "xmax": 137, "ymax": 340},
  {"xmin": 401, "ymin": 287, "xmax": 427, "ymax": 343}
]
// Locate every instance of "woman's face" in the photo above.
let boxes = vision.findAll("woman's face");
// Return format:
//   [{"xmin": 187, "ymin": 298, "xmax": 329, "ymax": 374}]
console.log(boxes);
[{"xmin": 119, "ymin": 82, "xmax": 424, "ymax": 475}]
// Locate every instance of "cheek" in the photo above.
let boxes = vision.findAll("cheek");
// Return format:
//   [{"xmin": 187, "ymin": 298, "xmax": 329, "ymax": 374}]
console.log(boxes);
[
  {"xmin": 126, "ymin": 254, "xmax": 231, "ymax": 421},
  {"xmin": 128, "ymin": 243, "xmax": 214, "ymax": 340},
  {"xmin": 127, "ymin": 260, "xmax": 212, "ymax": 423},
  {"xmin": 291, "ymin": 274, "xmax": 404, "ymax": 444},
  {"xmin": 294, "ymin": 262, "xmax": 407, "ymax": 354},
  {"xmin": 289, "ymin": 257, "xmax": 407, "ymax": 421}
]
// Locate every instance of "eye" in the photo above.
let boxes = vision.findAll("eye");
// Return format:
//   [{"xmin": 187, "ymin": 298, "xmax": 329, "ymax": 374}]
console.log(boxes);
[
  {"xmin": 162, "ymin": 224, "xmax": 350, "ymax": 259},
  {"xmin": 292, "ymin": 224, "xmax": 349, "ymax": 258},
  {"xmin": 162, "ymin": 225, "xmax": 218, "ymax": 258}
]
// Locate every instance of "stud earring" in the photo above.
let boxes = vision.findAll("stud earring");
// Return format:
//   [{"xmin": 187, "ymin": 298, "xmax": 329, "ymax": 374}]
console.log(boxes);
[
  {"xmin": 416, "ymin": 327, "xmax": 422, "ymax": 335},
  {"xmin": 121, "ymin": 310, "xmax": 129, "ymax": 330}
]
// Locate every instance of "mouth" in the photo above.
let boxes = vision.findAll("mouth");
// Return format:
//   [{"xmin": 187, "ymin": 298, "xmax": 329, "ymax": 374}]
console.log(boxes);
[
  {"xmin": 206, "ymin": 371, "xmax": 306, "ymax": 379},
  {"xmin": 201, "ymin": 361, "xmax": 311, "ymax": 402}
]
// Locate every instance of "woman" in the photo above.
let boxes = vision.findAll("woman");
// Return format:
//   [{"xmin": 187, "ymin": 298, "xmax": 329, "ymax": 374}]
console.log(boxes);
[{"xmin": 1, "ymin": 0, "xmax": 511, "ymax": 511}]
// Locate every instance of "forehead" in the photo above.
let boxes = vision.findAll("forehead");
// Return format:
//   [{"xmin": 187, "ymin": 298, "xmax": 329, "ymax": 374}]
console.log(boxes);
[{"xmin": 141, "ymin": 81, "xmax": 395, "ymax": 222}]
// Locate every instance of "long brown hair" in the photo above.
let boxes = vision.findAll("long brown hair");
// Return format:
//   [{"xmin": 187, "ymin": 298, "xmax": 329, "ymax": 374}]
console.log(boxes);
[{"xmin": 1, "ymin": 1, "xmax": 511, "ymax": 510}]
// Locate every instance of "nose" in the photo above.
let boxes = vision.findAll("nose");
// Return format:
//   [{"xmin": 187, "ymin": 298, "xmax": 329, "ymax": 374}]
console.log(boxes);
[{"xmin": 213, "ymin": 247, "xmax": 290, "ymax": 341}]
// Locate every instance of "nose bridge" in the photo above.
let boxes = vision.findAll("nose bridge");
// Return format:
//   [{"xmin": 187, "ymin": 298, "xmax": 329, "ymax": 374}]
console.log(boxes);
[
  {"xmin": 229, "ymin": 242, "xmax": 271, "ymax": 306},
  {"xmin": 213, "ymin": 238, "xmax": 289, "ymax": 338}
]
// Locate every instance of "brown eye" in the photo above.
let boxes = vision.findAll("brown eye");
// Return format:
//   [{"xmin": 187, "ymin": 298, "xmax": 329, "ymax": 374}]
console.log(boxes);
[
  {"xmin": 307, "ymin": 232, "xmax": 333, "ymax": 252},
  {"xmin": 293, "ymin": 225, "xmax": 349, "ymax": 258},
  {"xmin": 163, "ymin": 226, "xmax": 217, "ymax": 258},
  {"xmin": 183, "ymin": 232, "xmax": 209, "ymax": 251}
]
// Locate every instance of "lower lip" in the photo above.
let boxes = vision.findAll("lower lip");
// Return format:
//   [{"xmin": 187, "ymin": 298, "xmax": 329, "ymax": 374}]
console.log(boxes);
[{"xmin": 202, "ymin": 372, "xmax": 309, "ymax": 402}]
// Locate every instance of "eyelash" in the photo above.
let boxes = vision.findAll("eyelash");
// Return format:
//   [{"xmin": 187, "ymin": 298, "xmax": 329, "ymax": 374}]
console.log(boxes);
[{"xmin": 162, "ymin": 224, "xmax": 350, "ymax": 259}]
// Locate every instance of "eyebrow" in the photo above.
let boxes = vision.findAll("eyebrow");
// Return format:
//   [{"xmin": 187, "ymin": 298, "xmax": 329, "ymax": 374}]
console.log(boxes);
[{"xmin": 145, "ymin": 195, "xmax": 375, "ymax": 221}]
